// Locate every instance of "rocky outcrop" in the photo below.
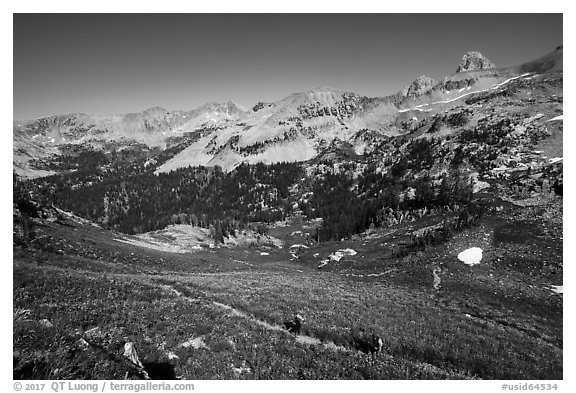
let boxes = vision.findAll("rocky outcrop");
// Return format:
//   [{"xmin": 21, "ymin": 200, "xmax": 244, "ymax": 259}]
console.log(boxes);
[
  {"xmin": 456, "ymin": 51, "xmax": 496, "ymax": 73},
  {"xmin": 440, "ymin": 77, "xmax": 477, "ymax": 92},
  {"xmin": 297, "ymin": 92, "xmax": 379, "ymax": 120},
  {"xmin": 252, "ymin": 102, "xmax": 271, "ymax": 112},
  {"xmin": 405, "ymin": 76, "xmax": 437, "ymax": 97}
]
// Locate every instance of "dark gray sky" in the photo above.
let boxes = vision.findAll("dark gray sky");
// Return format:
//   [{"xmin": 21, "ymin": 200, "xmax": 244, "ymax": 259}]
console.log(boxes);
[{"xmin": 13, "ymin": 14, "xmax": 562, "ymax": 120}]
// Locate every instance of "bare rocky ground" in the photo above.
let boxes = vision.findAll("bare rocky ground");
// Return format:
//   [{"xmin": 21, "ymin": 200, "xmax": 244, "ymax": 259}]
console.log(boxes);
[{"xmin": 13, "ymin": 190, "xmax": 562, "ymax": 380}]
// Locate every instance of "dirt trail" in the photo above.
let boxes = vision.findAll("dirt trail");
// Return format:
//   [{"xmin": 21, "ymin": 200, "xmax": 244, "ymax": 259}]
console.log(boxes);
[
  {"xmin": 194, "ymin": 287, "xmax": 465, "ymax": 377},
  {"xmin": 159, "ymin": 282, "xmax": 350, "ymax": 351},
  {"xmin": 343, "ymin": 268, "xmax": 398, "ymax": 278},
  {"xmin": 228, "ymin": 258, "xmax": 255, "ymax": 268},
  {"xmin": 212, "ymin": 301, "xmax": 285, "ymax": 332}
]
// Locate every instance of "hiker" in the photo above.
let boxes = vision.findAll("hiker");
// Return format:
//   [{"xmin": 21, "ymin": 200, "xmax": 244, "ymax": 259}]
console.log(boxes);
[
  {"xmin": 284, "ymin": 314, "xmax": 305, "ymax": 335},
  {"xmin": 356, "ymin": 333, "xmax": 384, "ymax": 360}
]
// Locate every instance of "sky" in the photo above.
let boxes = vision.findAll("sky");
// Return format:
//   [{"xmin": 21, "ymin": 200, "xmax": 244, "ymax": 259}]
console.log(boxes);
[{"xmin": 13, "ymin": 13, "xmax": 563, "ymax": 120}]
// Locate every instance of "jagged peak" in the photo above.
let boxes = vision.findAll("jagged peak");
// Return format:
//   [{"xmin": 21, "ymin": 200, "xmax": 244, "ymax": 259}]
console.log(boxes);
[
  {"xmin": 404, "ymin": 75, "xmax": 438, "ymax": 97},
  {"xmin": 456, "ymin": 51, "xmax": 496, "ymax": 73},
  {"xmin": 226, "ymin": 100, "xmax": 247, "ymax": 112}
]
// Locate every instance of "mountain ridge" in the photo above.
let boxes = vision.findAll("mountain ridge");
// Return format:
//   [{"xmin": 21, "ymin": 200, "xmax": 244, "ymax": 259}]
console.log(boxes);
[{"xmin": 14, "ymin": 47, "xmax": 563, "ymax": 177}]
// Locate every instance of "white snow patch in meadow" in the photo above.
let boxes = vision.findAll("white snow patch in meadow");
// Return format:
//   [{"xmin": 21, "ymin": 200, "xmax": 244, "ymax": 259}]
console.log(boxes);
[
  {"xmin": 260, "ymin": 252, "xmax": 270, "ymax": 256},
  {"xmin": 546, "ymin": 114, "xmax": 563, "ymax": 122},
  {"xmin": 290, "ymin": 244, "xmax": 309, "ymax": 249},
  {"xmin": 458, "ymin": 247, "xmax": 483, "ymax": 265},
  {"xmin": 329, "ymin": 248, "xmax": 358, "ymax": 261},
  {"xmin": 318, "ymin": 248, "xmax": 357, "ymax": 268},
  {"xmin": 548, "ymin": 285, "xmax": 563, "ymax": 294},
  {"xmin": 330, "ymin": 252, "xmax": 345, "ymax": 262},
  {"xmin": 338, "ymin": 248, "xmax": 357, "ymax": 256}
]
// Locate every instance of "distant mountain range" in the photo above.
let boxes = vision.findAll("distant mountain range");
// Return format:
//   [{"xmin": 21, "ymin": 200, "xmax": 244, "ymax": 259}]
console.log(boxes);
[{"xmin": 13, "ymin": 47, "xmax": 563, "ymax": 177}]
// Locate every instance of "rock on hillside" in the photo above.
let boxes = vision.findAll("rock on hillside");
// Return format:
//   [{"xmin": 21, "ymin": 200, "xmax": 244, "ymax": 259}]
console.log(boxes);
[
  {"xmin": 456, "ymin": 51, "xmax": 496, "ymax": 73},
  {"xmin": 404, "ymin": 76, "xmax": 438, "ymax": 97}
]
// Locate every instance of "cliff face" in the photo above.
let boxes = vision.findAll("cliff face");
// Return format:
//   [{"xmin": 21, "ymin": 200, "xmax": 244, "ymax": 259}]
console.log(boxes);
[
  {"xmin": 405, "ymin": 76, "xmax": 438, "ymax": 97},
  {"xmin": 456, "ymin": 51, "xmax": 496, "ymax": 73}
]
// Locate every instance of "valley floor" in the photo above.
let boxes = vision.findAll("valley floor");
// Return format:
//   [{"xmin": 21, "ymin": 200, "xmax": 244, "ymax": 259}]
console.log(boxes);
[{"xmin": 13, "ymin": 199, "xmax": 562, "ymax": 380}]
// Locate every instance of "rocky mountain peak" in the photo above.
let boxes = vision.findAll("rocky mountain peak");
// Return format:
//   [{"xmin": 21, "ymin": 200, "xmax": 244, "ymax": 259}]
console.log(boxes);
[
  {"xmin": 196, "ymin": 101, "xmax": 245, "ymax": 116},
  {"xmin": 404, "ymin": 75, "xmax": 438, "ymax": 97},
  {"xmin": 456, "ymin": 51, "xmax": 496, "ymax": 73},
  {"xmin": 225, "ymin": 100, "xmax": 247, "ymax": 113}
]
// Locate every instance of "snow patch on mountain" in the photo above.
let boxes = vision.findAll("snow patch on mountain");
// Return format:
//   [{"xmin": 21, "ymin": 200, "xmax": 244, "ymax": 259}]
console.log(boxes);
[
  {"xmin": 458, "ymin": 247, "xmax": 483, "ymax": 265},
  {"xmin": 547, "ymin": 114, "xmax": 563, "ymax": 122},
  {"xmin": 548, "ymin": 285, "xmax": 563, "ymax": 294}
]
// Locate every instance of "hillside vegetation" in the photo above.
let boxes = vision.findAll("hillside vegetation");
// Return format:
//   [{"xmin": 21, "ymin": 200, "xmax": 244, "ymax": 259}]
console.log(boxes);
[{"xmin": 13, "ymin": 48, "xmax": 563, "ymax": 380}]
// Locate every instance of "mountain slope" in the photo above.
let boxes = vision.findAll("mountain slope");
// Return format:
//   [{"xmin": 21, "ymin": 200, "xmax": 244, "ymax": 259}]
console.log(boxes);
[
  {"xmin": 13, "ymin": 102, "xmax": 246, "ymax": 175},
  {"xmin": 13, "ymin": 47, "xmax": 563, "ymax": 177},
  {"xmin": 156, "ymin": 87, "xmax": 400, "ymax": 172}
]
